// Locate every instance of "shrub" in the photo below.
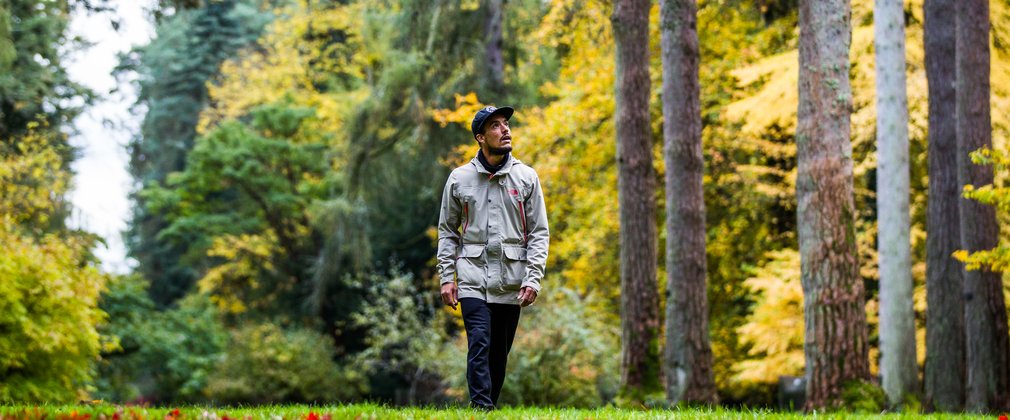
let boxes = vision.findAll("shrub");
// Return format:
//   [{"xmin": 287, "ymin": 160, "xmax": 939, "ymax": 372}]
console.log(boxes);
[
  {"xmin": 95, "ymin": 276, "xmax": 228, "ymax": 403},
  {"xmin": 351, "ymin": 271, "xmax": 455, "ymax": 404},
  {"xmin": 0, "ymin": 227, "xmax": 107, "ymax": 402},
  {"xmin": 438, "ymin": 289, "xmax": 620, "ymax": 408},
  {"xmin": 0, "ymin": 122, "xmax": 108, "ymax": 402},
  {"xmin": 840, "ymin": 380, "xmax": 886, "ymax": 413},
  {"xmin": 205, "ymin": 323, "xmax": 367, "ymax": 403}
]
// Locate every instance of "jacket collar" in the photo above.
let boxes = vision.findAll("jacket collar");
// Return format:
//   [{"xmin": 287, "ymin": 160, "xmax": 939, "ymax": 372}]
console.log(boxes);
[{"xmin": 470, "ymin": 151, "xmax": 517, "ymax": 176}]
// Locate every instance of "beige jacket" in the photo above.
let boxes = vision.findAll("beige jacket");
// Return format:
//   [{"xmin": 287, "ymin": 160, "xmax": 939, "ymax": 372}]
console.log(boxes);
[{"xmin": 437, "ymin": 154, "xmax": 549, "ymax": 304}]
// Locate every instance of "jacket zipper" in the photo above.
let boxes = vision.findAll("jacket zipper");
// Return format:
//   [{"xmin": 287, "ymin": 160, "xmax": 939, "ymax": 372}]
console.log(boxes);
[{"xmin": 519, "ymin": 201, "xmax": 527, "ymax": 245}]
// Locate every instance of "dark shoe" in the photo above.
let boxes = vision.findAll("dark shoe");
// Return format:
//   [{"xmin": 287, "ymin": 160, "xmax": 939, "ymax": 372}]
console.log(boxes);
[{"xmin": 469, "ymin": 402, "xmax": 496, "ymax": 412}]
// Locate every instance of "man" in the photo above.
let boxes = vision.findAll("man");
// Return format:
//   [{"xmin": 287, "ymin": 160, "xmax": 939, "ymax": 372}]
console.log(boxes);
[{"xmin": 436, "ymin": 105, "xmax": 549, "ymax": 410}]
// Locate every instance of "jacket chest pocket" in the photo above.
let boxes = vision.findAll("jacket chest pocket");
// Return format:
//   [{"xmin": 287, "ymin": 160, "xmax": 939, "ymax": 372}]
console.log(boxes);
[
  {"xmin": 455, "ymin": 186, "xmax": 478, "ymax": 204},
  {"xmin": 455, "ymin": 186, "xmax": 478, "ymax": 236},
  {"xmin": 501, "ymin": 245, "xmax": 527, "ymax": 290}
]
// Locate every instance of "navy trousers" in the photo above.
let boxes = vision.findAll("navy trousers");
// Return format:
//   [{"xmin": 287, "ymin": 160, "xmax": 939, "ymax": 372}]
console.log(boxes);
[{"xmin": 459, "ymin": 297, "xmax": 521, "ymax": 409}]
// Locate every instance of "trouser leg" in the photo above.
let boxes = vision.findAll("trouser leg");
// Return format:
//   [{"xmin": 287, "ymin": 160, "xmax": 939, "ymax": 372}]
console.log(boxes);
[
  {"xmin": 460, "ymin": 298, "xmax": 494, "ymax": 408},
  {"xmin": 488, "ymin": 302, "xmax": 521, "ymax": 406}
]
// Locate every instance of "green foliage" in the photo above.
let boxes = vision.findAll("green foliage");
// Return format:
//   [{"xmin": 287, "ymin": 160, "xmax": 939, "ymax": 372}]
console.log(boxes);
[
  {"xmin": 205, "ymin": 323, "xmax": 367, "ymax": 404},
  {"xmin": 95, "ymin": 275, "xmax": 227, "ymax": 403},
  {"xmin": 145, "ymin": 101, "xmax": 329, "ymax": 321},
  {"xmin": 499, "ymin": 290, "xmax": 619, "ymax": 407},
  {"xmin": 0, "ymin": 127, "xmax": 107, "ymax": 402},
  {"xmin": 351, "ymin": 271, "xmax": 452, "ymax": 404},
  {"xmin": 840, "ymin": 380, "xmax": 887, "ymax": 413},
  {"xmin": 954, "ymin": 147, "xmax": 1010, "ymax": 272},
  {"xmin": 0, "ymin": 0, "xmax": 89, "ymax": 141},
  {"xmin": 124, "ymin": 0, "xmax": 272, "ymax": 307},
  {"xmin": 0, "ymin": 227, "xmax": 107, "ymax": 403}
]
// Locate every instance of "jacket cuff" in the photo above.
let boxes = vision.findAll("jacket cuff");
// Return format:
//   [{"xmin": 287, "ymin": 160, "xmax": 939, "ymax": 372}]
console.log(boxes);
[
  {"xmin": 439, "ymin": 272, "xmax": 456, "ymax": 285},
  {"xmin": 521, "ymin": 280, "xmax": 541, "ymax": 293}
]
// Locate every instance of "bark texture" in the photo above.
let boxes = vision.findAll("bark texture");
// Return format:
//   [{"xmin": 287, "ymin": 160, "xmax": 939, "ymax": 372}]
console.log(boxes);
[
  {"xmin": 956, "ymin": 0, "xmax": 1010, "ymax": 411},
  {"xmin": 873, "ymin": 0, "xmax": 917, "ymax": 408},
  {"xmin": 612, "ymin": 0, "xmax": 662, "ymax": 397},
  {"xmin": 796, "ymin": 0, "xmax": 871, "ymax": 410},
  {"xmin": 486, "ymin": 0, "xmax": 505, "ymax": 92},
  {"xmin": 923, "ymin": 0, "xmax": 965, "ymax": 411},
  {"xmin": 660, "ymin": 0, "xmax": 717, "ymax": 405}
]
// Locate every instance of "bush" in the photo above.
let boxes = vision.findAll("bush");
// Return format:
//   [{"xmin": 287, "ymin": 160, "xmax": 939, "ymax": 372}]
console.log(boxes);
[
  {"xmin": 351, "ymin": 271, "xmax": 455, "ymax": 404},
  {"xmin": 205, "ymin": 323, "xmax": 367, "ymax": 403},
  {"xmin": 95, "ymin": 276, "xmax": 228, "ymax": 403},
  {"xmin": 438, "ymin": 289, "xmax": 620, "ymax": 408},
  {"xmin": 840, "ymin": 380, "xmax": 886, "ymax": 413},
  {"xmin": 0, "ymin": 227, "xmax": 107, "ymax": 402}
]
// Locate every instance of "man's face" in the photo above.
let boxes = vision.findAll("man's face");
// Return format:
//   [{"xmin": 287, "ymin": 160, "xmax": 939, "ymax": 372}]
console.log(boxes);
[{"xmin": 477, "ymin": 114, "xmax": 512, "ymax": 156}]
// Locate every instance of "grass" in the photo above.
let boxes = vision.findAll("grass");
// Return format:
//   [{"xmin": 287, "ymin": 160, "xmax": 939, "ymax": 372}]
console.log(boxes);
[{"xmin": 0, "ymin": 404, "xmax": 997, "ymax": 420}]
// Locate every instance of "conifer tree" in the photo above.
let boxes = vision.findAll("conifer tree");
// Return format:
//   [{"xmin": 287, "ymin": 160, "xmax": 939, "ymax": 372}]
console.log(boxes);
[
  {"xmin": 126, "ymin": 0, "xmax": 269, "ymax": 306},
  {"xmin": 956, "ymin": 0, "xmax": 1010, "ymax": 411},
  {"xmin": 796, "ymin": 0, "xmax": 870, "ymax": 409},
  {"xmin": 923, "ymin": 0, "xmax": 964, "ymax": 411},
  {"xmin": 660, "ymin": 0, "xmax": 716, "ymax": 405},
  {"xmin": 612, "ymin": 0, "xmax": 661, "ymax": 399}
]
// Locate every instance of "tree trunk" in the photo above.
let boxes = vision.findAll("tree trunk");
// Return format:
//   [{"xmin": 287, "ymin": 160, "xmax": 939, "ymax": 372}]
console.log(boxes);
[
  {"xmin": 660, "ymin": 0, "xmax": 717, "ymax": 405},
  {"xmin": 874, "ymin": 0, "xmax": 917, "ymax": 408},
  {"xmin": 612, "ymin": 0, "xmax": 662, "ymax": 398},
  {"xmin": 956, "ymin": 0, "xmax": 1010, "ymax": 411},
  {"xmin": 486, "ymin": 0, "xmax": 505, "ymax": 93},
  {"xmin": 797, "ymin": 0, "xmax": 871, "ymax": 410},
  {"xmin": 923, "ymin": 0, "xmax": 965, "ymax": 412}
]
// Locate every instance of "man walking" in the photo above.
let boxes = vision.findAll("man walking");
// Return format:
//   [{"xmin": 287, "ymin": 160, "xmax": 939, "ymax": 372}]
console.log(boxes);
[{"xmin": 437, "ymin": 105, "xmax": 549, "ymax": 410}]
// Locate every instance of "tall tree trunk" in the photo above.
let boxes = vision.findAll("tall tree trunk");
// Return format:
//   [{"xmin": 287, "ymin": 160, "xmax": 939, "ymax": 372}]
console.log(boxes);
[
  {"xmin": 923, "ymin": 0, "xmax": 965, "ymax": 411},
  {"xmin": 797, "ymin": 0, "xmax": 871, "ymax": 410},
  {"xmin": 660, "ymin": 0, "xmax": 716, "ymax": 405},
  {"xmin": 612, "ymin": 0, "xmax": 662, "ymax": 398},
  {"xmin": 956, "ymin": 0, "xmax": 1010, "ymax": 411},
  {"xmin": 874, "ymin": 0, "xmax": 917, "ymax": 408},
  {"xmin": 486, "ymin": 0, "xmax": 505, "ymax": 93}
]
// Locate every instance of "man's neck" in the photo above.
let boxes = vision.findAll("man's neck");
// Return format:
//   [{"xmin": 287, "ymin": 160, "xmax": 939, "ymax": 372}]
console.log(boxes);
[{"xmin": 481, "ymin": 149, "xmax": 505, "ymax": 166}]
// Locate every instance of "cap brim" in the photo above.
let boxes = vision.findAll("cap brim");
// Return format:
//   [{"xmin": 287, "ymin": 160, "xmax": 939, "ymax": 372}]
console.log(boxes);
[{"xmin": 490, "ymin": 106, "xmax": 514, "ymax": 121}]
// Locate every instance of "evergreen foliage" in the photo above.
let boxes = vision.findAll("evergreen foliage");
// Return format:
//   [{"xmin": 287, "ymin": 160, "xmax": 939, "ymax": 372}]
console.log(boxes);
[
  {"xmin": 0, "ymin": 0, "xmax": 89, "ymax": 141},
  {"xmin": 95, "ymin": 275, "xmax": 227, "ymax": 403},
  {"xmin": 124, "ymin": 0, "xmax": 271, "ymax": 307}
]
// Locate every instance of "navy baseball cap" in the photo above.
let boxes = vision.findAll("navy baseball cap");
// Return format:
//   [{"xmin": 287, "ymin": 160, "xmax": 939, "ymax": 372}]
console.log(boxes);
[{"xmin": 471, "ymin": 105, "xmax": 514, "ymax": 138}]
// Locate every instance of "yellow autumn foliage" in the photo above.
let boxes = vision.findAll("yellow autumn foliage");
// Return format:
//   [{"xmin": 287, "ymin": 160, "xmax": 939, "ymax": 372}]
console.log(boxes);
[{"xmin": 733, "ymin": 249, "xmax": 804, "ymax": 384}]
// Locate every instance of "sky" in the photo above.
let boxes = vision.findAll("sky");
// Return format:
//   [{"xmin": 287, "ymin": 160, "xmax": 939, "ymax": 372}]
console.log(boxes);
[{"xmin": 65, "ymin": 0, "xmax": 155, "ymax": 274}]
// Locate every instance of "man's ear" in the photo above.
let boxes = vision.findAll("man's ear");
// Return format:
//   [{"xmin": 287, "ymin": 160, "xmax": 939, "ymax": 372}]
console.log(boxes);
[{"xmin": 475, "ymin": 134, "xmax": 484, "ymax": 145}]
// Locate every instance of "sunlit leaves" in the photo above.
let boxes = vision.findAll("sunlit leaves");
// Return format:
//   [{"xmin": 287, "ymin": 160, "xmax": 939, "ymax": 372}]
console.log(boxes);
[
  {"xmin": 733, "ymin": 249, "xmax": 804, "ymax": 384},
  {"xmin": 0, "ymin": 127, "xmax": 106, "ymax": 402},
  {"xmin": 955, "ymin": 147, "xmax": 1010, "ymax": 273}
]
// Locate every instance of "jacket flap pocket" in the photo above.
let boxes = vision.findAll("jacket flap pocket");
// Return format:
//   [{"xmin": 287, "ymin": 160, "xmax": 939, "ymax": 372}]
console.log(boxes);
[
  {"xmin": 461, "ymin": 244, "xmax": 485, "ymax": 258},
  {"xmin": 503, "ymin": 246, "xmax": 527, "ymax": 261},
  {"xmin": 455, "ymin": 186, "xmax": 475, "ymax": 201}
]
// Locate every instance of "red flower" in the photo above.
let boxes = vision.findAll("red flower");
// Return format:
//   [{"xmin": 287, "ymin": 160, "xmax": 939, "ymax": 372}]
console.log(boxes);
[
  {"xmin": 305, "ymin": 412, "xmax": 320, "ymax": 420},
  {"xmin": 998, "ymin": 414, "xmax": 1007, "ymax": 420}
]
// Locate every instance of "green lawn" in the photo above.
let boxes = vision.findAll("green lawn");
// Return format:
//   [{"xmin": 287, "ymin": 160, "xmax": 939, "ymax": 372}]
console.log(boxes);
[{"xmin": 0, "ymin": 404, "xmax": 996, "ymax": 419}]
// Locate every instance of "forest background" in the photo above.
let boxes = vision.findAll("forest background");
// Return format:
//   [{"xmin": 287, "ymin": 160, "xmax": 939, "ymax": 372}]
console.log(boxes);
[{"xmin": 2, "ymin": 0, "xmax": 1010, "ymax": 411}]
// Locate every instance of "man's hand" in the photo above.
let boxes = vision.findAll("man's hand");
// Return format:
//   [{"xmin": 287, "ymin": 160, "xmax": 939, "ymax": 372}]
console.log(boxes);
[
  {"xmin": 517, "ymin": 286, "xmax": 537, "ymax": 307},
  {"xmin": 441, "ymin": 282, "xmax": 458, "ymax": 309}
]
